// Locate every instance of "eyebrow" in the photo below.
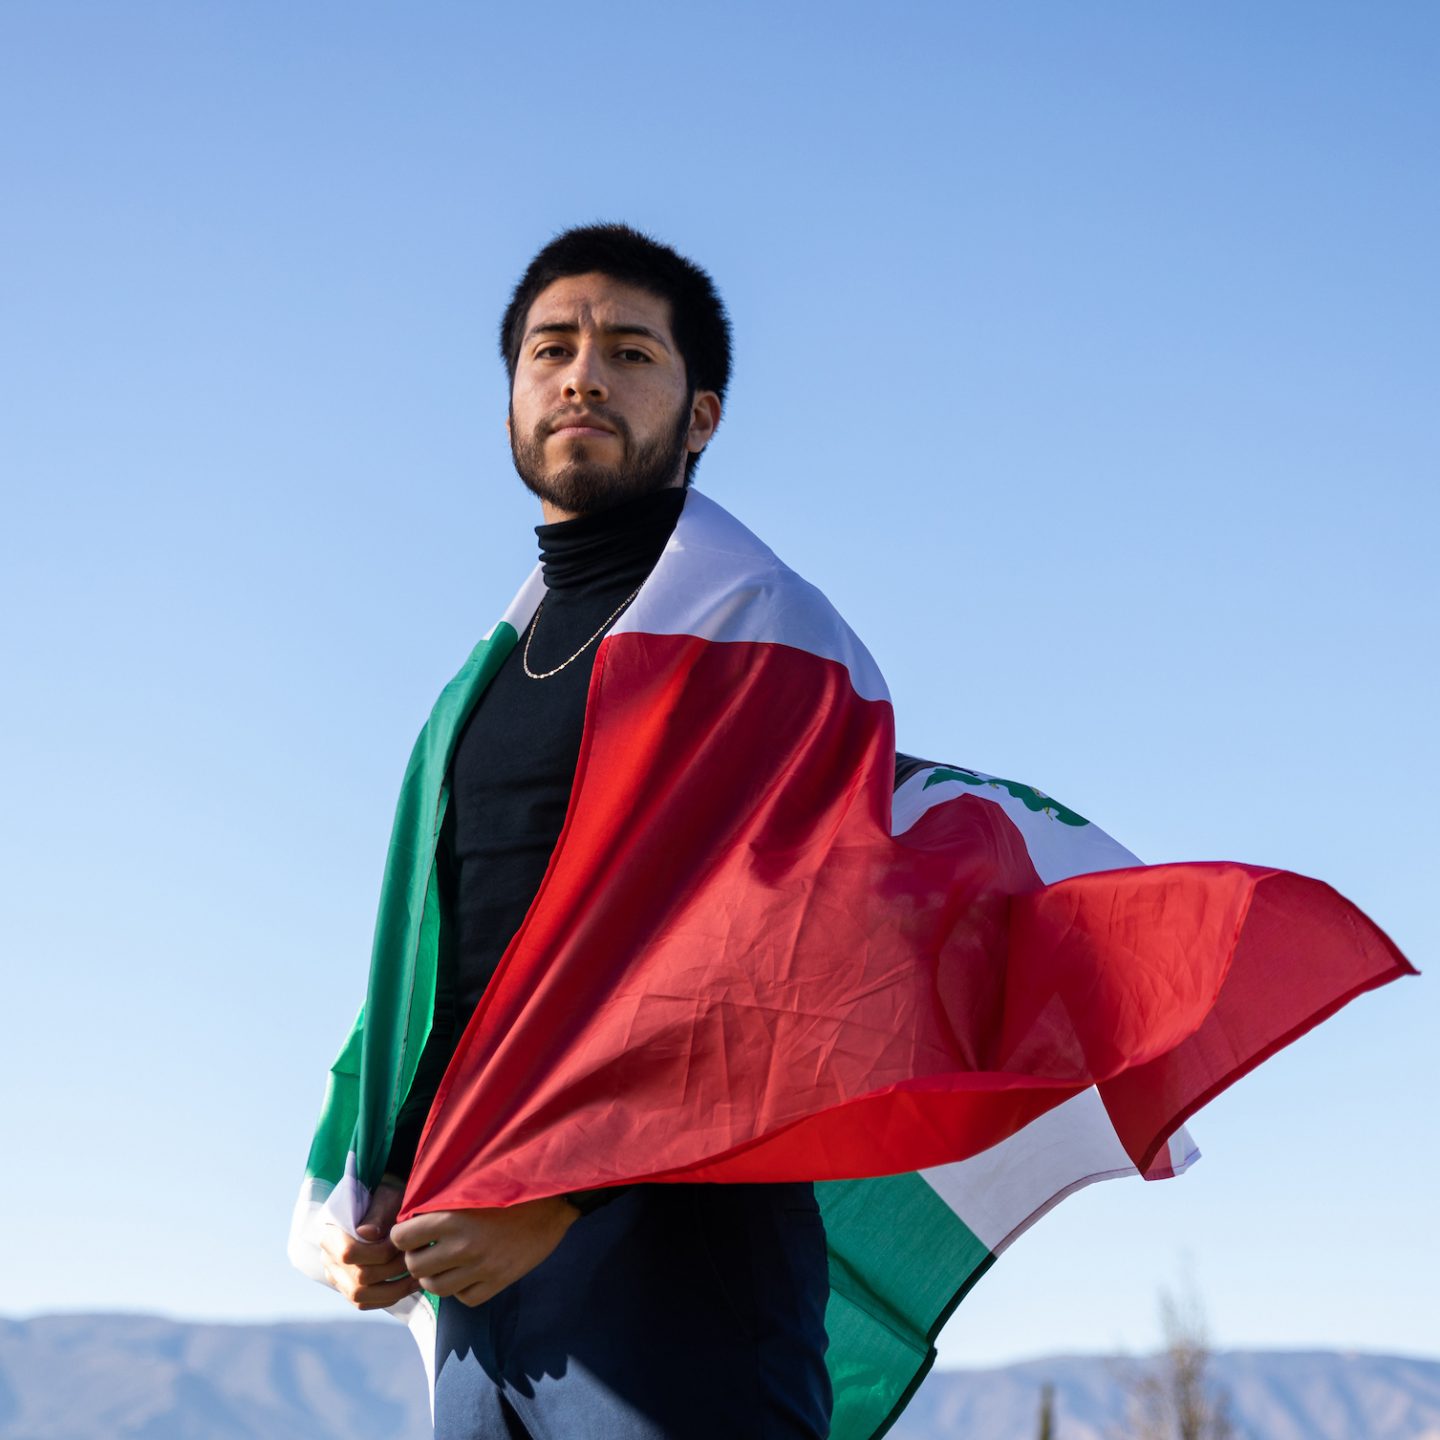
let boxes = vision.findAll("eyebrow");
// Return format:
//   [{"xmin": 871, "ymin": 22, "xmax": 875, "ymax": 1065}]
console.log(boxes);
[{"xmin": 522, "ymin": 320, "xmax": 672, "ymax": 352}]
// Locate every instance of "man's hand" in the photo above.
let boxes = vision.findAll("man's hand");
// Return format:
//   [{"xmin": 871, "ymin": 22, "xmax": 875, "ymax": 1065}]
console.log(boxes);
[
  {"xmin": 391, "ymin": 1197, "xmax": 580, "ymax": 1308},
  {"xmin": 319, "ymin": 1176, "xmax": 419, "ymax": 1311}
]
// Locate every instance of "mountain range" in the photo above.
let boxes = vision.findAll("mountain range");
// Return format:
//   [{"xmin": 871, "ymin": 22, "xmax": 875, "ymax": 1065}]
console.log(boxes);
[{"xmin": 2, "ymin": 1314, "xmax": 1437, "ymax": 1439}]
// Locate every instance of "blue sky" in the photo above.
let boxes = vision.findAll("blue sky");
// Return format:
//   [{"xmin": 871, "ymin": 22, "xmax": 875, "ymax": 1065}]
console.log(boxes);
[{"xmin": 2, "ymin": 1, "xmax": 1435, "ymax": 1369}]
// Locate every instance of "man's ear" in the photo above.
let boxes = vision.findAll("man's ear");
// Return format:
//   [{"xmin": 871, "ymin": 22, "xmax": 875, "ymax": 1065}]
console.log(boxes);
[{"xmin": 687, "ymin": 391, "xmax": 722, "ymax": 454}]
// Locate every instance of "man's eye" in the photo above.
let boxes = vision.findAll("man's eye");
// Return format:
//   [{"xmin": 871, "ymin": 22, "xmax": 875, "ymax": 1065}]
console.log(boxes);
[
  {"xmin": 616, "ymin": 348, "xmax": 652, "ymax": 363},
  {"xmin": 534, "ymin": 344, "xmax": 568, "ymax": 360}
]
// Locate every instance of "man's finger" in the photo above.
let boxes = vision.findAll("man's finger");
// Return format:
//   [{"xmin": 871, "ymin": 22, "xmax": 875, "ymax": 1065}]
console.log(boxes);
[
  {"xmin": 323, "ymin": 1256, "xmax": 420, "ymax": 1305},
  {"xmin": 403, "ymin": 1240, "xmax": 465, "ymax": 1280},
  {"xmin": 390, "ymin": 1212, "xmax": 449, "ymax": 1251},
  {"xmin": 415, "ymin": 1264, "xmax": 470, "ymax": 1299},
  {"xmin": 353, "ymin": 1275, "xmax": 420, "ymax": 1310},
  {"xmin": 322, "ymin": 1234, "xmax": 401, "ymax": 1267},
  {"xmin": 360, "ymin": 1180, "xmax": 406, "ymax": 1229},
  {"xmin": 346, "ymin": 1274, "xmax": 422, "ymax": 1311},
  {"xmin": 321, "ymin": 1225, "xmax": 402, "ymax": 1267},
  {"xmin": 354, "ymin": 1259, "xmax": 416, "ymax": 1287}
]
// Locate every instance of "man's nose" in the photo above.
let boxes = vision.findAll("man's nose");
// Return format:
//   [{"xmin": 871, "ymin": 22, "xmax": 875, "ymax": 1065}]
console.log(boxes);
[{"xmin": 562, "ymin": 344, "xmax": 607, "ymax": 403}]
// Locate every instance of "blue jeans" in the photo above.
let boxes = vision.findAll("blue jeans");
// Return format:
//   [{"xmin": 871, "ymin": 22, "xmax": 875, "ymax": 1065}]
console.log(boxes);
[{"xmin": 433, "ymin": 1182, "xmax": 832, "ymax": 1439}]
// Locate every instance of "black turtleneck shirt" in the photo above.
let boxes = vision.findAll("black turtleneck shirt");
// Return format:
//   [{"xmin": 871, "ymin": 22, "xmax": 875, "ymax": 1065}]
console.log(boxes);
[{"xmin": 388, "ymin": 487, "xmax": 686, "ymax": 1177}]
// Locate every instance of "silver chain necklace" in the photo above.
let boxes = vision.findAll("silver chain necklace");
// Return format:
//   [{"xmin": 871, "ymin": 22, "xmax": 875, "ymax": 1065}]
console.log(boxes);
[{"xmin": 521, "ymin": 585, "xmax": 643, "ymax": 680}]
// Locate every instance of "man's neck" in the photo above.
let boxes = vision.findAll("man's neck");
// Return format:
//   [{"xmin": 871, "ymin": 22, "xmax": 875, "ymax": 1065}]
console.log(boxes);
[{"xmin": 539, "ymin": 499, "xmax": 582, "ymax": 525}]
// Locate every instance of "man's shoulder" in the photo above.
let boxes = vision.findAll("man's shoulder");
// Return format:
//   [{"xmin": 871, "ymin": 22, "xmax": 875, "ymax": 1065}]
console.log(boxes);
[{"xmin": 617, "ymin": 491, "xmax": 889, "ymax": 705}]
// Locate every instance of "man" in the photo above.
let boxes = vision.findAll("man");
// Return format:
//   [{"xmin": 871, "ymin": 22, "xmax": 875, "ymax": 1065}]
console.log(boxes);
[
  {"xmin": 316, "ymin": 225, "xmax": 835, "ymax": 1439},
  {"xmin": 292, "ymin": 225, "xmax": 1411, "ymax": 1440}
]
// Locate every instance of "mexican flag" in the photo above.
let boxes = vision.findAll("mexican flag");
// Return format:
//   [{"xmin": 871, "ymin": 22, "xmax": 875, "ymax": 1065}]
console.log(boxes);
[{"xmin": 289, "ymin": 491, "xmax": 1412, "ymax": 1438}]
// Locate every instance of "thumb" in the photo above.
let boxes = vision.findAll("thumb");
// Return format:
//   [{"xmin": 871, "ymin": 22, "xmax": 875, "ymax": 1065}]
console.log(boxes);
[{"xmin": 360, "ymin": 1178, "xmax": 405, "ymax": 1233}]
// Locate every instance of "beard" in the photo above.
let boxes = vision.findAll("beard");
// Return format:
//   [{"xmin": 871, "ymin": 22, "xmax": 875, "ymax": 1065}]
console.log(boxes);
[{"xmin": 509, "ymin": 397, "xmax": 691, "ymax": 516}]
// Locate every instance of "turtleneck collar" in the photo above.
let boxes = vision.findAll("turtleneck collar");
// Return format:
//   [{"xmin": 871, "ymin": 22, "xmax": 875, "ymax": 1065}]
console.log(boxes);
[{"xmin": 535, "ymin": 487, "xmax": 687, "ymax": 591}]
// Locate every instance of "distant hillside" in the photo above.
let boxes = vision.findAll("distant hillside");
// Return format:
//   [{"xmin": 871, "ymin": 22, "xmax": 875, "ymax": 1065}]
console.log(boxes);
[
  {"xmin": 0, "ymin": 1315, "xmax": 430, "ymax": 1440},
  {"xmin": 2, "ymin": 1315, "xmax": 1437, "ymax": 1439},
  {"xmin": 891, "ymin": 1350, "xmax": 1440, "ymax": 1440}
]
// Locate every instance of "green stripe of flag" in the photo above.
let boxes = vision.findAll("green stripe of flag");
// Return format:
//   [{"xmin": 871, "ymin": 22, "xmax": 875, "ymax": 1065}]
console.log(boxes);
[
  {"xmin": 820, "ymin": 1171, "xmax": 993, "ymax": 1440},
  {"xmin": 306, "ymin": 623, "xmax": 519, "ymax": 1194}
]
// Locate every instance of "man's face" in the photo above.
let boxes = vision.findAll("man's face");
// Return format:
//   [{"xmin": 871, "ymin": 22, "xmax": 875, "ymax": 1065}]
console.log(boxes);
[{"xmin": 507, "ymin": 272, "xmax": 720, "ymax": 519}]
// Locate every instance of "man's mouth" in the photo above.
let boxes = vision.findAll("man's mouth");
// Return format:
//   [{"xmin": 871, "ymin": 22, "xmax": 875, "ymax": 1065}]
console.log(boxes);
[{"xmin": 547, "ymin": 413, "xmax": 618, "ymax": 440}]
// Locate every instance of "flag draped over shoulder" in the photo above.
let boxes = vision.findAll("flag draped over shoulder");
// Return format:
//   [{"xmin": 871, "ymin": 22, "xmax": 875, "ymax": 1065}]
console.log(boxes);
[{"xmin": 289, "ymin": 491, "xmax": 1413, "ymax": 1439}]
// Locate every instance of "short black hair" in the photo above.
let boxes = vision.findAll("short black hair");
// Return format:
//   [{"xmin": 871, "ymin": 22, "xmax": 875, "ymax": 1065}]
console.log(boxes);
[{"xmin": 499, "ymin": 223, "xmax": 732, "ymax": 483}]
